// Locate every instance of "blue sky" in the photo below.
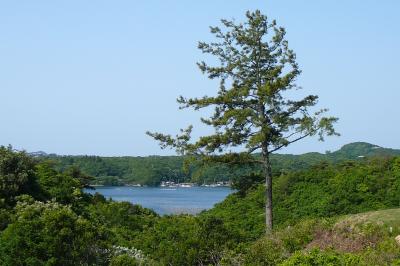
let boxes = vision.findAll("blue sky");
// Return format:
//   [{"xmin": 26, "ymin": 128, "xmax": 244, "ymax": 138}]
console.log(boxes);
[{"xmin": 0, "ymin": 1, "xmax": 399, "ymax": 156}]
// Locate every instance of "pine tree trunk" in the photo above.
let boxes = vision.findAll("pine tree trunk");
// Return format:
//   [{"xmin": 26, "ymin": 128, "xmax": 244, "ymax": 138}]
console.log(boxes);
[{"xmin": 263, "ymin": 148, "xmax": 273, "ymax": 233}]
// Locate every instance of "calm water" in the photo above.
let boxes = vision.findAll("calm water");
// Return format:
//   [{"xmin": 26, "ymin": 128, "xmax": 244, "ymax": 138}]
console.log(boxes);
[{"xmin": 86, "ymin": 186, "xmax": 233, "ymax": 215}]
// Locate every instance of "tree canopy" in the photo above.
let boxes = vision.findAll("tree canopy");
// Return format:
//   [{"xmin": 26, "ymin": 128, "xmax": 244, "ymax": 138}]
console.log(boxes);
[{"xmin": 147, "ymin": 10, "xmax": 338, "ymax": 231}]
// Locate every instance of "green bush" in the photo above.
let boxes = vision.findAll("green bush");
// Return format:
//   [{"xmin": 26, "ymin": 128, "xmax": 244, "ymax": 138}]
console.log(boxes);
[
  {"xmin": 280, "ymin": 249, "xmax": 363, "ymax": 266},
  {"xmin": 242, "ymin": 237, "xmax": 288, "ymax": 265},
  {"xmin": 0, "ymin": 146, "xmax": 41, "ymax": 205},
  {"xmin": 0, "ymin": 201, "xmax": 110, "ymax": 266},
  {"xmin": 110, "ymin": 254, "xmax": 140, "ymax": 266}
]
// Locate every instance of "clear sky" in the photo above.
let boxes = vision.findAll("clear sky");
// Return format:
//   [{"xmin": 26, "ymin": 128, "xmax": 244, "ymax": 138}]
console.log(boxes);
[{"xmin": 1, "ymin": 1, "xmax": 399, "ymax": 156}]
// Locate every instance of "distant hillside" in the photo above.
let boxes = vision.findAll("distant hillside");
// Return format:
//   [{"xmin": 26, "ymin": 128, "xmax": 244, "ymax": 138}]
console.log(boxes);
[
  {"xmin": 270, "ymin": 142, "xmax": 400, "ymax": 173},
  {"xmin": 34, "ymin": 142, "xmax": 400, "ymax": 186},
  {"xmin": 325, "ymin": 142, "xmax": 399, "ymax": 159}
]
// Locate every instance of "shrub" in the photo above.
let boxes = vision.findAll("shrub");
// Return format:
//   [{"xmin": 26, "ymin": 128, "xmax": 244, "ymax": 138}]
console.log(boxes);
[
  {"xmin": 0, "ymin": 201, "xmax": 110, "ymax": 265},
  {"xmin": 280, "ymin": 249, "xmax": 363, "ymax": 266}
]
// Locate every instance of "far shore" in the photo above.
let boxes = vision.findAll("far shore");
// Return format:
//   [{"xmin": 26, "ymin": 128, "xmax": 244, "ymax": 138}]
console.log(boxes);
[{"xmin": 89, "ymin": 183, "xmax": 231, "ymax": 188}]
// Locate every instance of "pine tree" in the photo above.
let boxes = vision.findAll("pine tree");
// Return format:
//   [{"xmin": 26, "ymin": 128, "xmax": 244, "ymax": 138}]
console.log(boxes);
[{"xmin": 147, "ymin": 10, "xmax": 339, "ymax": 232}]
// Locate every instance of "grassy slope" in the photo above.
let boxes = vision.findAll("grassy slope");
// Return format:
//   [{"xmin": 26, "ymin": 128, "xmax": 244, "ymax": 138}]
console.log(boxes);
[
  {"xmin": 221, "ymin": 208, "xmax": 400, "ymax": 265},
  {"xmin": 339, "ymin": 208, "xmax": 400, "ymax": 228}
]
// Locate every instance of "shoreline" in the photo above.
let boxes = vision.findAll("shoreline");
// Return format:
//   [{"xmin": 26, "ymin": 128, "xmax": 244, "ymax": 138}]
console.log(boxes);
[{"xmin": 90, "ymin": 184, "xmax": 232, "ymax": 188}]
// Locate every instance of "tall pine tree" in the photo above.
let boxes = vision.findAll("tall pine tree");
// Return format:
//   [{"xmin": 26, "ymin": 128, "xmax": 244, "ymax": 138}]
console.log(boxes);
[{"xmin": 147, "ymin": 10, "xmax": 339, "ymax": 232}]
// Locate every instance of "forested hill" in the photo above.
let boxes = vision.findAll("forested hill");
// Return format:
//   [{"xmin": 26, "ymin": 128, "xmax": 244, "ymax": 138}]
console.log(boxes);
[
  {"xmin": 33, "ymin": 142, "xmax": 400, "ymax": 186},
  {"xmin": 3, "ymin": 142, "xmax": 400, "ymax": 265}
]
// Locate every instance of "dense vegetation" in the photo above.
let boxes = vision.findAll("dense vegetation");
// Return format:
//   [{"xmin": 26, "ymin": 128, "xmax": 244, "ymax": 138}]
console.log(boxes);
[
  {"xmin": 2, "ymin": 145, "xmax": 400, "ymax": 265},
  {"xmin": 205, "ymin": 156, "xmax": 400, "ymax": 239},
  {"xmin": 36, "ymin": 142, "xmax": 400, "ymax": 186},
  {"xmin": 147, "ymin": 10, "xmax": 339, "ymax": 232}
]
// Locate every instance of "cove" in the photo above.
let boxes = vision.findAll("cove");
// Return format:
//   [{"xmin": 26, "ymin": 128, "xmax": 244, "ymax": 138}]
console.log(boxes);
[{"xmin": 85, "ymin": 186, "xmax": 233, "ymax": 215}]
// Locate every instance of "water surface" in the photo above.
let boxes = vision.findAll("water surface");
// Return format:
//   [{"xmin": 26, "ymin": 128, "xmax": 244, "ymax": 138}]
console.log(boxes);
[{"xmin": 86, "ymin": 186, "xmax": 233, "ymax": 215}]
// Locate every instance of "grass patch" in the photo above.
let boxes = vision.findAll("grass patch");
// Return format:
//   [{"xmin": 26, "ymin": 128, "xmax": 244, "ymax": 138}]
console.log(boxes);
[{"xmin": 338, "ymin": 208, "xmax": 400, "ymax": 228}]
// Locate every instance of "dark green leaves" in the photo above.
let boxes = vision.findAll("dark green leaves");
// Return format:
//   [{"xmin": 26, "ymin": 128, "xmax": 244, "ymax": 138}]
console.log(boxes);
[{"xmin": 148, "ymin": 10, "xmax": 338, "ymax": 159}]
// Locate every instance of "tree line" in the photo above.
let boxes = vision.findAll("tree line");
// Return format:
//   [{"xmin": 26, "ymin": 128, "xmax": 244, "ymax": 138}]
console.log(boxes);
[
  {"xmin": 38, "ymin": 142, "xmax": 400, "ymax": 189},
  {"xmin": 2, "ymin": 145, "xmax": 400, "ymax": 265}
]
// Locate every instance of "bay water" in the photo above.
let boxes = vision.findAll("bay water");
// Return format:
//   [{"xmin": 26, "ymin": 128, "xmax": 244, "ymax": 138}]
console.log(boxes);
[{"xmin": 86, "ymin": 186, "xmax": 233, "ymax": 215}]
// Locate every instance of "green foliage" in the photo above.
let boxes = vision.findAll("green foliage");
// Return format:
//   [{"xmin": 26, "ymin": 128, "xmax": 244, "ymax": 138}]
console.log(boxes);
[
  {"xmin": 0, "ymin": 201, "xmax": 110, "ymax": 266},
  {"xmin": 147, "ymin": 9, "xmax": 339, "ymax": 231},
  {"xmin": 279, "ymin": 157, "xmax": 400, "ymax": 221},
  {"xmin": 42, "ymin": 155, "xmax": 191, "ymax": 186},
  {"xmin": 147, "ymin": 10, "xmax": 338, "ymax": 159},
  {"xmin": 134, "ymin": 215, "xmax": 200, "ymax": 265},
  {"xmin": 230, "ymin": 167, "xmax": 263, "ymax": 194},
  {"xmin": 219, "ymin": 209, "xmax": 400, "ymax": 266},
  {"xmin": 2, "ymin": 145, "xmax": 400, "ymax": 265},
  {"xmin": 110, "ymin": 246, "xmax": 160, "ymax": 266},
  {"xmin": 65, "ymin": 165, "xmax": 94, "ymax": 188},
  {"xmin": 110, "ymin": 254, "xmax": 140, "ymax": 266},
  {"xmin": 329, "ymin": 142, "xmax": 400, "ymax": 161},
  {"xmin": 280, "ymin": 249, "xmax": 363, "ymax": 266},
  {"xmin": 361, "ymin": 238, "xmax": 400, "ymax": 265},
  {"xmin": 276, "ymin": 219, "xmax": 330, "ymax": 253},
  {"xmin": 220, "ymin": 219, "xmax": 330, "ymax": 265},
  {"xmin": 0, "ymin": 208, "xmax": 10, "ymax": 231},
  {"xmin": 0, "ymin": 146, "xmax": 41, "ymax": 205},
  {"xmin": 34, "ymin": 142, "xmax": 400, "ymax": 190},
  {"xmin": 134, "ymin": 215, "xmax": 237, "ymax": 266},
  {"xmin": 204, "ymin": 185, "xmax": 266, "ymax": 241},
  {"xmin": 0, "ymin": 148, "xmax": 160, "ymax": 265},
  {"xmin": 242, "ymin": 237, "xmax": 288, "ymax": 266},
  {"xmin": 206, "ymin": 157, "xmax": 400, "ymax": 241},
  {"xmin": 86, "ymin": 200, "xmax": 157, "ymax": 246},
  {"xmin": 36, "ymin": 162, "xmax": 82, "ymax": 205}
]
